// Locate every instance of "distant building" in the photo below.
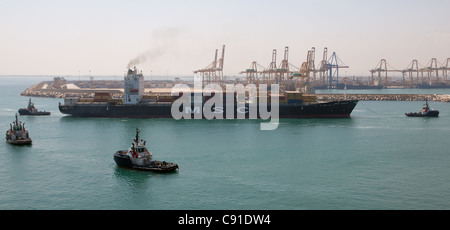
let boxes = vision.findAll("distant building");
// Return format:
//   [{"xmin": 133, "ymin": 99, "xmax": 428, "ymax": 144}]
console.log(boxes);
[{"xmin": 53, "ymin": 77, "xmax": 67, "ymax": 88}]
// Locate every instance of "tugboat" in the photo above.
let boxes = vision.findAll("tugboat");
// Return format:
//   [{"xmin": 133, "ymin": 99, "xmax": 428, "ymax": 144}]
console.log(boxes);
[
  {"xmin": 18, "ymin": 98, "xmax": 50, "ymax": 115},
  {"xmin": 114, "ymin": 128, "xmax": 178, "ymax": 172},
  {"xmin": 6, "ymin": 114, "xmax": 32, "ymax": 145},
  {"xmin": 405, "ymin": 100, "xmax": 439, "ymax": 117}
]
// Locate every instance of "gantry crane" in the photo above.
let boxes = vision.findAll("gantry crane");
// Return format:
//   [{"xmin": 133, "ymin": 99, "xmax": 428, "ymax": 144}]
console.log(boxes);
[
  {"xmin": 314, "ymin": 47, "xmax": 328, "ymax": 87},
  {"xmin": 370, "ymin": 59, "xmax": 403, "ymax": 87},
  {"xmin": 441, "ymin": 58, "xmax": 450, "ymax": 84},
  {"xmin": 194, "ymin": 45, "xmax": 225, "ymax": 87},
  {"xmin": 276, "ymin": 46, "xmax": 291, "ymax": 92},
  {"xmin": 260, "ymin": 49, "xmax": 278, "ymax": 86},
  {"xmin": 403, "ymin": 59, "xmax": 420, "ymax": 87},
  {"xmin": 291, "ymin": 48, "xmax": 315, "ymax": 93},
  {"xmin": 240, "ymin": 61, "xmax": 266, "ymax": 85},
  {"xmin": 421, "ymin": 58, "xmax": 441, "ymax": 86},
  {"xmin": 326, "ymin": 52, "xmax": 349, "ymax": 88}
]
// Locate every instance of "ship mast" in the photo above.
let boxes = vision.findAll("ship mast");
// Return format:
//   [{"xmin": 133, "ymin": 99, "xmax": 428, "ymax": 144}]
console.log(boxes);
[{"xmin": 135, "ymin": 128, "xmax": 140, "ymax": 144}]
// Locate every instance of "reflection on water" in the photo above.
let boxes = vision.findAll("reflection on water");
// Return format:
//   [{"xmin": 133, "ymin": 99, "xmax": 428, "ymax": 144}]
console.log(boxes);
[{"xmin": 113, "ymin": 166, "xmax": 152, "ymax": 190}]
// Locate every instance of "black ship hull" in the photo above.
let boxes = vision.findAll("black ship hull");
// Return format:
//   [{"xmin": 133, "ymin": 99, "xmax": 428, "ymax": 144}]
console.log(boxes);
[
  {"xmin": 405, "ymin": 111, "xmax": 439, "ymax": 117},
  {"xmin": 59, "ymin": 100, "xmax": 359, "ymax": 118},
  {"xmin": 18, "ymin": 109, "xmax": 50, "ymax": 116}
]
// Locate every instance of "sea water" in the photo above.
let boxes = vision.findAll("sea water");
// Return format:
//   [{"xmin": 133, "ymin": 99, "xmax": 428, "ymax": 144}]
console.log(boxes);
[{"xmin": 1, "ymin": 76, "xmax": 450, "ymax": 210}]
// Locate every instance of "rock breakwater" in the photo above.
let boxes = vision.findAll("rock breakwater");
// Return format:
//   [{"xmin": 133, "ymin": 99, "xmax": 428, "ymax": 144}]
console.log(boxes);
[
  {"xmin": 317, "ymin": 94, "xmax": 450, "ymax": 102},
  {"xmin": 21, "ymin": 81, "xmax": 450, "ymax": 102}
]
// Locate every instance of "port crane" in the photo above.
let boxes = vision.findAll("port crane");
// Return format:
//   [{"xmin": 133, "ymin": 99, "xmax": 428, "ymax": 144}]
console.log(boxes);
[
  {"xmin": 291, "ymin": 47, "xmax": 315, "ymax": 93},
  {"xmin": 442, "ymin": 58, "xmax": 450, "ymax": 84},
  {"xmin": 240, "ymin": 61, "xmax": 266, "ymax": 85},
  {"xmin": 194, "ymin": 45, "xmax": 225, "ymax": 87},
  {"xmin": 314, "ymin": 47, "xmax": 328, "ymax": 87},
  {"xmin": 371, "ymin": 57, "xmax": 450, "ymax": 88},
  {"xmin": 370, "ymin": 59, "xmax": 403, "ymax": 87},
  {"xmin": 310, "ymin": 48, "xmax": 349, "ymax": 88},
  {"xmin": 403, "ymin": 59, "xmax": 420, "ymax": 87},
  {"xmin": 260, "ymin": 49, "xmax": 278, "ymax": 87},
  {"xmin": 276, "ymin": 46, "xmax": 291, "ymax": 92},
  {"xmin": 422, "ymin": 58, "xmax": 442, "ymax": 86},
  {"xmin": 326, "ymin": 52, "xmax": 349, "ymax": 88},
  {"xmin": 239, "ymin": 46, "xmax": 351, "ymax": 92}
]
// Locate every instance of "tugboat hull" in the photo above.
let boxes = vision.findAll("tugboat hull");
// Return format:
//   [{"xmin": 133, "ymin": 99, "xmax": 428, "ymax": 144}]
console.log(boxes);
[
  {"xmin": 18, "ymin": 109, "xmax": 50, "ymax": 116},
  {"xmin": 405, "ymin": 101, "xmax": 439, "ymax": 117},
  {"xmin": 405, "ymin": 111, "xmax": 439, "ymax": 117},
  {"xmin": 114, "ymin": 151, "xmax": 178, "ymax": 172},
  {"xmin": 6, "ymin": 139, "xmax": 32, "ymax": 145},
  {"xmin": 6, "ymin": 114, "xmax": 32, "ymax": 145}
]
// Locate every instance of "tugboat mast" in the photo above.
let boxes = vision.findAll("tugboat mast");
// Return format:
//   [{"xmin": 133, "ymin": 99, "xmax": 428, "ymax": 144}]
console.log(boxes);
[{"xmin": 135, "ymin": 128, "xmax": 140, "ymax": 144}]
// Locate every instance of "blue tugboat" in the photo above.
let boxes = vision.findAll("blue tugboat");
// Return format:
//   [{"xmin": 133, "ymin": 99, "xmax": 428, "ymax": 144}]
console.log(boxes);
[
  {"xmin": 405, "ymin": 100, "xmax": 439, "ymax": 117},
  {"xmin": 18, "ymin": 98, "xmax": 50, "ymax": 116},
  {"xmin": 114, "ymin": 128, "xmax": 178, "ymax": 172}
]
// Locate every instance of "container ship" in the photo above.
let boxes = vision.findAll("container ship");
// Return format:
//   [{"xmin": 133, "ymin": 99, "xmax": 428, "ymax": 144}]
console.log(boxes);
[{"xmin": 59, "ymin": 68, "xmax": 359, "ymax": 118}]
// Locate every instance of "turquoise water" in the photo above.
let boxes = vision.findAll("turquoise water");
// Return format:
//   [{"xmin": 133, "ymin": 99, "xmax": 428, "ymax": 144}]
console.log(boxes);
[{"xmin": 1, "ymin": 76, "xmax": 450, "ymax": 210}]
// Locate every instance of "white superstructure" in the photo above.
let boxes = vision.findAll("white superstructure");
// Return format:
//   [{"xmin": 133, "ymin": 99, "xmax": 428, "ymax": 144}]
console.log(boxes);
[{"xmin": 123, "ymin": 67, "xmax": 144, "ymax": 104}]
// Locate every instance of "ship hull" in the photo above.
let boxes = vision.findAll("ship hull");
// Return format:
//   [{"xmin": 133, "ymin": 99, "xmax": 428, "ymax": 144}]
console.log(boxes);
[
  {"xmin": 59, "ymin": 100, "xmax": 359, "ymax": 119},
  {"xmin": 114, "ymin": 152, "xmax": 178, "ymax": 172},
  {"xmin": 18, "ymin": 109, "xmax": 51, "ymax": 116},
  {"xmin": 6, "ymin": 139, "xmax": 32, "ymax": 145},
  {"xmin": 405, "ymin": 111, "xmax": 439, "ymax": 117}
]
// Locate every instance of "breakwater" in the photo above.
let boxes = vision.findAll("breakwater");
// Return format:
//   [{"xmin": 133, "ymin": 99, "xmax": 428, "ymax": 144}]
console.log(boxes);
[
  {"xmin": 317, "ymin": 94, "xmax": 450, "ymax": 102},
  {"xmin": 21, "ymin": 88, "xmax": 450, "ymax": 102},
  {"xmin": 21, "ymin": 81, "xmax": 450, "ymax": 102}
]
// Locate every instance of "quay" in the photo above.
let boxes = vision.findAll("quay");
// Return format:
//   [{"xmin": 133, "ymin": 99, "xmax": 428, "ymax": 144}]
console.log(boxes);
[
  {"xmin": 317, "ymin": 94, "xmax": 450, "ymax": 102},
  {"xmin": 20, "ymin": 80, "xmax": 450, "ymax": 102}
]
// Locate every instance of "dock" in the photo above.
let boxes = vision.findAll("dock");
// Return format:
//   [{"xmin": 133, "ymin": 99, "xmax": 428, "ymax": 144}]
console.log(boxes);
[
  {"xmin": 21, "ymin": 80, "xmax": 450, "ymax": 103},
  {"xmin": 317, "ymin": 94, "xmax": 450, "ymax": 102}
]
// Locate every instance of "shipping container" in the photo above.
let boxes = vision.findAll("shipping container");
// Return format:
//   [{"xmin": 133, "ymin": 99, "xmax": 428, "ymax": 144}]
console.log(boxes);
[
  {"xmin": 93, "ymin": 99, "xmax": 108, "ymax": 102},
  {"xmin": 142, "ymin": 99, "xmax": 157, "ymax": 102},
  {"xmin": 285, "ymin": 91, "xmax": 302, "ymax": 99},
  {"xmin": 94, "ymin": 92, "xmax": 111, "ymax": 96},
  {"xmin": 159, "ymin": 95, "xmax": 173, "ymax": 99},
  {"xmin": 157, "ymin": 99, "xmax": 173, "ymax": 102},
  {"xmin": 287, "ymin": 99, "xmax": 303, "ymax": 104}
]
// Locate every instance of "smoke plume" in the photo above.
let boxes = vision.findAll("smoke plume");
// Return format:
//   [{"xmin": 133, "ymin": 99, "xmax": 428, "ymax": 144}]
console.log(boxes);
[
  {"xmin": 127, "ymin": 27, "xmax": 182, "ymax": 69},
  {"xmin": 127, "ymin": 47, "xmax": 163, "ymax": 69}
]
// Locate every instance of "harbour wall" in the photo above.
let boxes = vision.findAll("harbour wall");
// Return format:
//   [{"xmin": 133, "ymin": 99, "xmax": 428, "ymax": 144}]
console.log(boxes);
[
  {"xmin": 21, "ymin": 89, "xmax": 450, "ymax": 103},
  {"xmin": 21, "ymin": 81, "xmax": 450, "ymax": 102},
  {"xmin": 317, "ymin": 94, "xmax": 450, "ymax": 102}
]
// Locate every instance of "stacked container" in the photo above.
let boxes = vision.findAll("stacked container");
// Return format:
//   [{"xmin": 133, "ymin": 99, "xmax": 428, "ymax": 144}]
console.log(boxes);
[
  {"xmin": 286, "ymin": 91, "xmax": 303, "ymax": 104},
  {"xmin": 93, "ymin": 92, "xmax": 111, "ymax": 102},
  {"xmin": 302, "ymin": 94, "xmax": 317, "ymax": 103},
  {"xmin": 158, "ymin": 94, "xmax": 173, "ymax": 102}
]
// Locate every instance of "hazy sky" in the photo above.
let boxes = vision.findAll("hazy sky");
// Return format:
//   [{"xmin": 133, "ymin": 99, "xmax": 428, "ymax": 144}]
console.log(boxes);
[{"xmin": 1, "ymin": 0, "xmax": 449, "ymax": 77}]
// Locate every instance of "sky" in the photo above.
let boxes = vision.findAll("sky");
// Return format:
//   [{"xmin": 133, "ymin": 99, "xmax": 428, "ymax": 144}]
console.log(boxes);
[{"xmin": 1, "ymin": 0, "xmax": 449, "ymax": 78}]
